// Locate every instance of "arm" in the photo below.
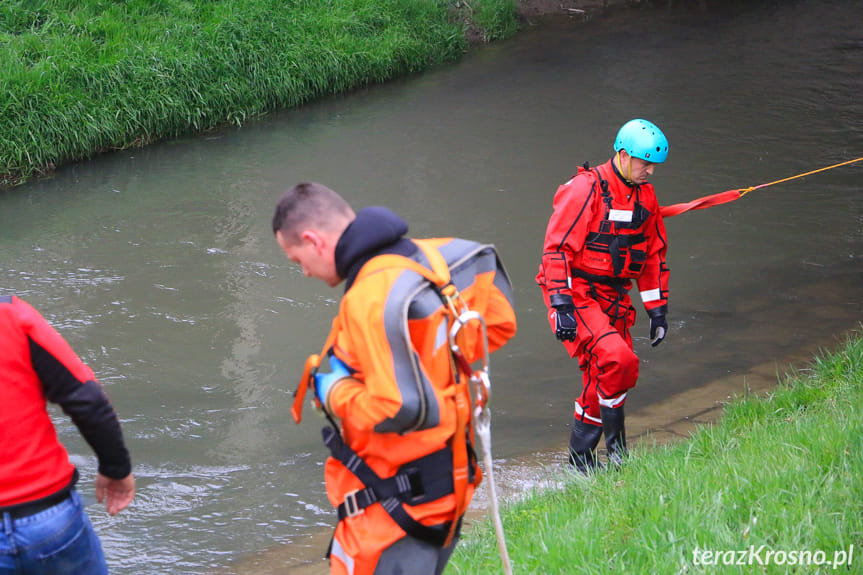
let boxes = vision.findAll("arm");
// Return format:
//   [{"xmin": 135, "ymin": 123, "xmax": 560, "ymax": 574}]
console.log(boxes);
[
  {"xmin": 480, "ymin": 274, "xmax": 517, "ymax": 355},
  {"xmin": 636, "ymin": 205, "xmax": 671, "ymax": 345},
  {"xmin": 539, "ymin": 175, "xmax": 596, "ymax": 341},
  {"xmin": 326, "ymin": 276, "xmax": 433, "ymax": 434},
  {"xmin": 460, "ymin": 246, "xmax": 517, "ymax": 358},
  {"xmin": 635, "ymin": 209, "xmax": 670, "ymax": 314},
  {"xmin": 539, "ymin": 175, "xmax": 597, "ymax": 304},
  {"xmin": 21, "ymin": 299, "xmax": 134, "ymax": 510}
]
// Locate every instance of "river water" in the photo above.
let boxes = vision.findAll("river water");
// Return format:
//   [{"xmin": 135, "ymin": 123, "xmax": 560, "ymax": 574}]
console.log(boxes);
[{"xmin": 1, "ymin": 1, "xmax": 862, "ymax": 573}]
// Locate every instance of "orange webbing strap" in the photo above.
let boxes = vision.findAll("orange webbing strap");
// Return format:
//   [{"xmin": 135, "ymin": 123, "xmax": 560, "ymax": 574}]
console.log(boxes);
[
  {"xmin": 291, "ymin": 315, "xmax": 340, "ymax": 424},
  {"xmin": 446, "ymin": 377, "xmax": 472, "ymax": 547},
  {"xmin": 361, "ymin": 241, "xmax": 453, "ymax": 292},
  {"xmin": 659, "ymin": 189, "xmax": 743, "ymax": 218}
]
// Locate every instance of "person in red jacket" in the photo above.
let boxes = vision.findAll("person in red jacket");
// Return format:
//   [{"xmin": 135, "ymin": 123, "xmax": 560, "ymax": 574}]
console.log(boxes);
[
  {"xmin": 536, "ymin": 119, "xmax": 671, "ymax": 471},
  {"xmin": 0, "ymin": 295, "xmax": 135, "ymax": 574}
]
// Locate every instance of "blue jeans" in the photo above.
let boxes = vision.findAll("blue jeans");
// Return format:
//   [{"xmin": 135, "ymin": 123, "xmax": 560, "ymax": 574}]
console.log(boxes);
[{"xmin": 0, "ymin": 491, "xmax": 108, "ymax": 575}]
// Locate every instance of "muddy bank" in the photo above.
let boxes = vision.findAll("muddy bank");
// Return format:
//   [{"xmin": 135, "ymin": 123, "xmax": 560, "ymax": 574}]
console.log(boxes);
[
  {"xmin": 515, "ymin": 0, "xmax": 630, "ymax": 21},
  {"xmin": 513, "ymin": 0, "xmax": 742, "ymax": 23}
]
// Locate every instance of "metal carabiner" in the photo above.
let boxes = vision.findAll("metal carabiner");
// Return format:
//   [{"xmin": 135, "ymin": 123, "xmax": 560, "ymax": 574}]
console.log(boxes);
[{"xmin": 448, "ymin": 309, "xmax": 491, "ymax": 413}]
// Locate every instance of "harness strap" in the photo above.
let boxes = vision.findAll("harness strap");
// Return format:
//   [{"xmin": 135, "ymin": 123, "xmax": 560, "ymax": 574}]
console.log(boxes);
[
  {"xmin": 363, "ymin": 242, "xmax": 456, "ymax": 308},
  {"xmin": 322, "ymin": 426, "xmax": 450, "ymax": 547},
  {"xmin": 410, "ymin": 241, "xmax": 478, "ymax": 547},
  {"xmin": 446, "ymin": 383, "xmax": 471, "ymax": 547},
  {"xmin": 585, "ymin": 231, "xmax": 646, "ymax": 249},
  {"xmin": 334, "ymin": 446, "xmax": 458, "ymax": 520},
  {"xmin": 570, "ymin": 269, "xmax": 630, "ymax": 290}
]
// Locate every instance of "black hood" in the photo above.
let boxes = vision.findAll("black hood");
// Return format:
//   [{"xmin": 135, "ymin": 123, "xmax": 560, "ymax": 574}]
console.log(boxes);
[{"xmin": 335, "ymin": 206, "xmax": 416, "ymax": 290}]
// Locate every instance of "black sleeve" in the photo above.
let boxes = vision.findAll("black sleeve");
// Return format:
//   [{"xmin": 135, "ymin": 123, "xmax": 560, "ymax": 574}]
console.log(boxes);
[{"xmin": 29, "ymin": 336, "xmax": 132, "ymax": 479}]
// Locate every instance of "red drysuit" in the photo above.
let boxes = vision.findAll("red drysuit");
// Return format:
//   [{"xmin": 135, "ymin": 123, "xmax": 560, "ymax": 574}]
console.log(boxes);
[{"xmin": 536, "ymin": 159, "xmax": 669, "ymax": 423}]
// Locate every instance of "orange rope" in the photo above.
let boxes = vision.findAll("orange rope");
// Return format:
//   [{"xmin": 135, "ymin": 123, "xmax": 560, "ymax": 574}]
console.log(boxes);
[
  {"xmin": 739, "ymin": 156, "xmax": 863, "ymax": 196},
  {"xmin": 660, "ymin": 156, "xmax": 863, "ymax": 218}
]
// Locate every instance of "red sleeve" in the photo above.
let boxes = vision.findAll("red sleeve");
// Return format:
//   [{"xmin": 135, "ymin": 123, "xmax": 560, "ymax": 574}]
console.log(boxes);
[
  {"xmin": 538, "ymin": 173, "xmax": 598, "ymax": 300},
  {"xmin": 17, "ymin": 297, "xmax": 132, "ymax": 479},
  {"xmin": 635, "ymin": 199, "xmax": 670, "ymax": 313}
]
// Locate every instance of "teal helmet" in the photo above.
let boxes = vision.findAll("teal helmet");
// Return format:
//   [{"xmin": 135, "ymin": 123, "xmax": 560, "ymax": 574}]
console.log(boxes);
[{"xmin": 614, "ymin": 119, "xmax": 669, "ymax": 163}]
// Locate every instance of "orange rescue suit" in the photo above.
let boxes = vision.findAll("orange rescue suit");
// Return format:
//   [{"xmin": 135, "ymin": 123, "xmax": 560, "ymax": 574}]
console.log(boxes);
[
  {"xmin": 320, "ymin": 208, "xmax": 516, "ymax": 575},
  {"xmin": 536, "ymin": 160, "xmax": 669, "ymax": 422}
]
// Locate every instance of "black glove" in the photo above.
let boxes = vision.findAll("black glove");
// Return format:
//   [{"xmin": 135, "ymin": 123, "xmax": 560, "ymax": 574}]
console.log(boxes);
[
  {"xmin": 648, "ymin": 307, "xmax": 668, "ymax": 347},
  {"xmin": 550, "ymin": 294, "xmax": 578, "ymax": 342}
]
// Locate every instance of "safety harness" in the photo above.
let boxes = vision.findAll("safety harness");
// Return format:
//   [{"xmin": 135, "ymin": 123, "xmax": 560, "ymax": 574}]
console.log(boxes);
[
  {"xmin": 557, "ymin": 166, "xmax": 645, "ymax": 326},
  {"xmin": 581, "ymin": 166, "xmax": 652, "ymax": 279},
  {"xmin": 291, "ymin": 240, "xmax": 489, "ymax": 548},
  {"xmin": 322, "ymin": 428, "xmax": 469, "ymax": 546}
]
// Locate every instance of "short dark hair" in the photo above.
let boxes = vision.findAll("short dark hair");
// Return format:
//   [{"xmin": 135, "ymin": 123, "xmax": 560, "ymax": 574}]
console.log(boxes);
[{"xmin": 271, "ymin": 182, "xmax": 353, "ymax": 243}]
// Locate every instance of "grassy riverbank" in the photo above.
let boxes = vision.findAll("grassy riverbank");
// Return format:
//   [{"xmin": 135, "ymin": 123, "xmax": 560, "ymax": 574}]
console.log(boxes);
[
  {"xmin": 449, "ymin": 332, "xmax": 863, "ymax": 574},
  {"xmin": 0, "ymin": 0, "xmax": 522, "ymax": 188}
]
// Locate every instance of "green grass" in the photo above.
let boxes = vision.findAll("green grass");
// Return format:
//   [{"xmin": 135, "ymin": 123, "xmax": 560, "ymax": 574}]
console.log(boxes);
[
  {"xmin": 0, "ymin": 0, "xmax": 520, "ymax": 187},
  {"xmin": 449, "ymin": 331, "xmax": 863, "ymax": 574}
]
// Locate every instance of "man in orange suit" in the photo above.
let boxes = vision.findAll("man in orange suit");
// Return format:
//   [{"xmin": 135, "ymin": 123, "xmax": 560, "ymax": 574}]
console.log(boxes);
[{"xmin": 273, "ymin": 182, "xmax": 516, "ymax": 575}]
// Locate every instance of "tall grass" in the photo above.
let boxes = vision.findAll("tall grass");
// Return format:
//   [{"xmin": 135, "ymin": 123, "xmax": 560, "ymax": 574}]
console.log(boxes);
[
  {"xmin": 0, "ymin": 0, "xmax": 520, "ymax": 187},
  {"xmin": 449, "ymin": 332, "xmax": 863, "ymax": 574}
]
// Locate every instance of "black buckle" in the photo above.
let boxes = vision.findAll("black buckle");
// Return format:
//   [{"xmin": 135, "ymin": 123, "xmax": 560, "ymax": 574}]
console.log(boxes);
[{"xmin": 406, "ymin": 469, "xmax": 425, "ymax": 501}]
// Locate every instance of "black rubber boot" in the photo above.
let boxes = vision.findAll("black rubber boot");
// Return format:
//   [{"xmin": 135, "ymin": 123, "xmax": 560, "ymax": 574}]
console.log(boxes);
[
  {"xmin": 600, "ymin": 405, "xmax": 628, "ymax": 467},
  {"xmin": 568, "ymin": 417, "xmax": 603, "ymax": 473}
]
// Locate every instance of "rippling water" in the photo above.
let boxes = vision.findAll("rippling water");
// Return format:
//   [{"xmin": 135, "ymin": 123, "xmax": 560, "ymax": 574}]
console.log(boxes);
[{"xmin": 2, "ymin": 1, "xmax": 862, "ymax": 572}]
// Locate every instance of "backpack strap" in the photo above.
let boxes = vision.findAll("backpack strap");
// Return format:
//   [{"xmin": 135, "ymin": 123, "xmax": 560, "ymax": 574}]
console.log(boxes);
[{"xmin": 357, "ymin": 240, "xmax": 455, "ymax": 300}]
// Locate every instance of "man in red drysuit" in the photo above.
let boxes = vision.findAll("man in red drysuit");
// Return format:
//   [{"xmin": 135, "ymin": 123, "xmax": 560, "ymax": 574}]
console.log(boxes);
[{"xmin": 536, "ymin": 119, "xmax": 671, "ymax": 471}]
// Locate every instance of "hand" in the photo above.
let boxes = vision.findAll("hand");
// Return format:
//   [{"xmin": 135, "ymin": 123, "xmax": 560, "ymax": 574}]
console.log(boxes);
[
  {"xmin": 549, "ymin": 293, "xmax": 578, "ymax": 342},
  {"xmin": 649, "ymin": 312, "xmax": 668, "ymax": 347},
  {"xmin": 314, "ymin": 355, "xmax": 351, "ymax": 408},
  {"xmin": 96, "ymin": 473, "xmax": 135, "ymax": 516},
  {"xmin": 553, "ymin": 305, "xmax": 578, "ymax": 342}
]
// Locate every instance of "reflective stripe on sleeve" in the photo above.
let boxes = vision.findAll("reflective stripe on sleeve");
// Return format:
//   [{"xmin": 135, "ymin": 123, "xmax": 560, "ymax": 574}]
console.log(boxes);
[{"xmin": 640, "ymin": 288, "xmax": 661, "ymax": 303}]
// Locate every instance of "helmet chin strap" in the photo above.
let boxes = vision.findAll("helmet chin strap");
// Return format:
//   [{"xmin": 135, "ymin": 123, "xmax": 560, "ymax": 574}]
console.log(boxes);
[{"xmin": 616, "ymin": 151, "xmax": 635, "ymax": 185}]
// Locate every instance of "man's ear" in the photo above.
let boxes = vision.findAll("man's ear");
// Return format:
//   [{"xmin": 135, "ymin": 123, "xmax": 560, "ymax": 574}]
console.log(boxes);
[{"xmin": 300, "ymin": 229, "xmax": 326, "ymax": 253}]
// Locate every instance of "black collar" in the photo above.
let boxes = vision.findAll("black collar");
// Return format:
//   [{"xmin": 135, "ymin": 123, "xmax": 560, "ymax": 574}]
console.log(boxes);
[{"xmin": 334, "ymin": 207, "xmax": 417, "ymax": 291}]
